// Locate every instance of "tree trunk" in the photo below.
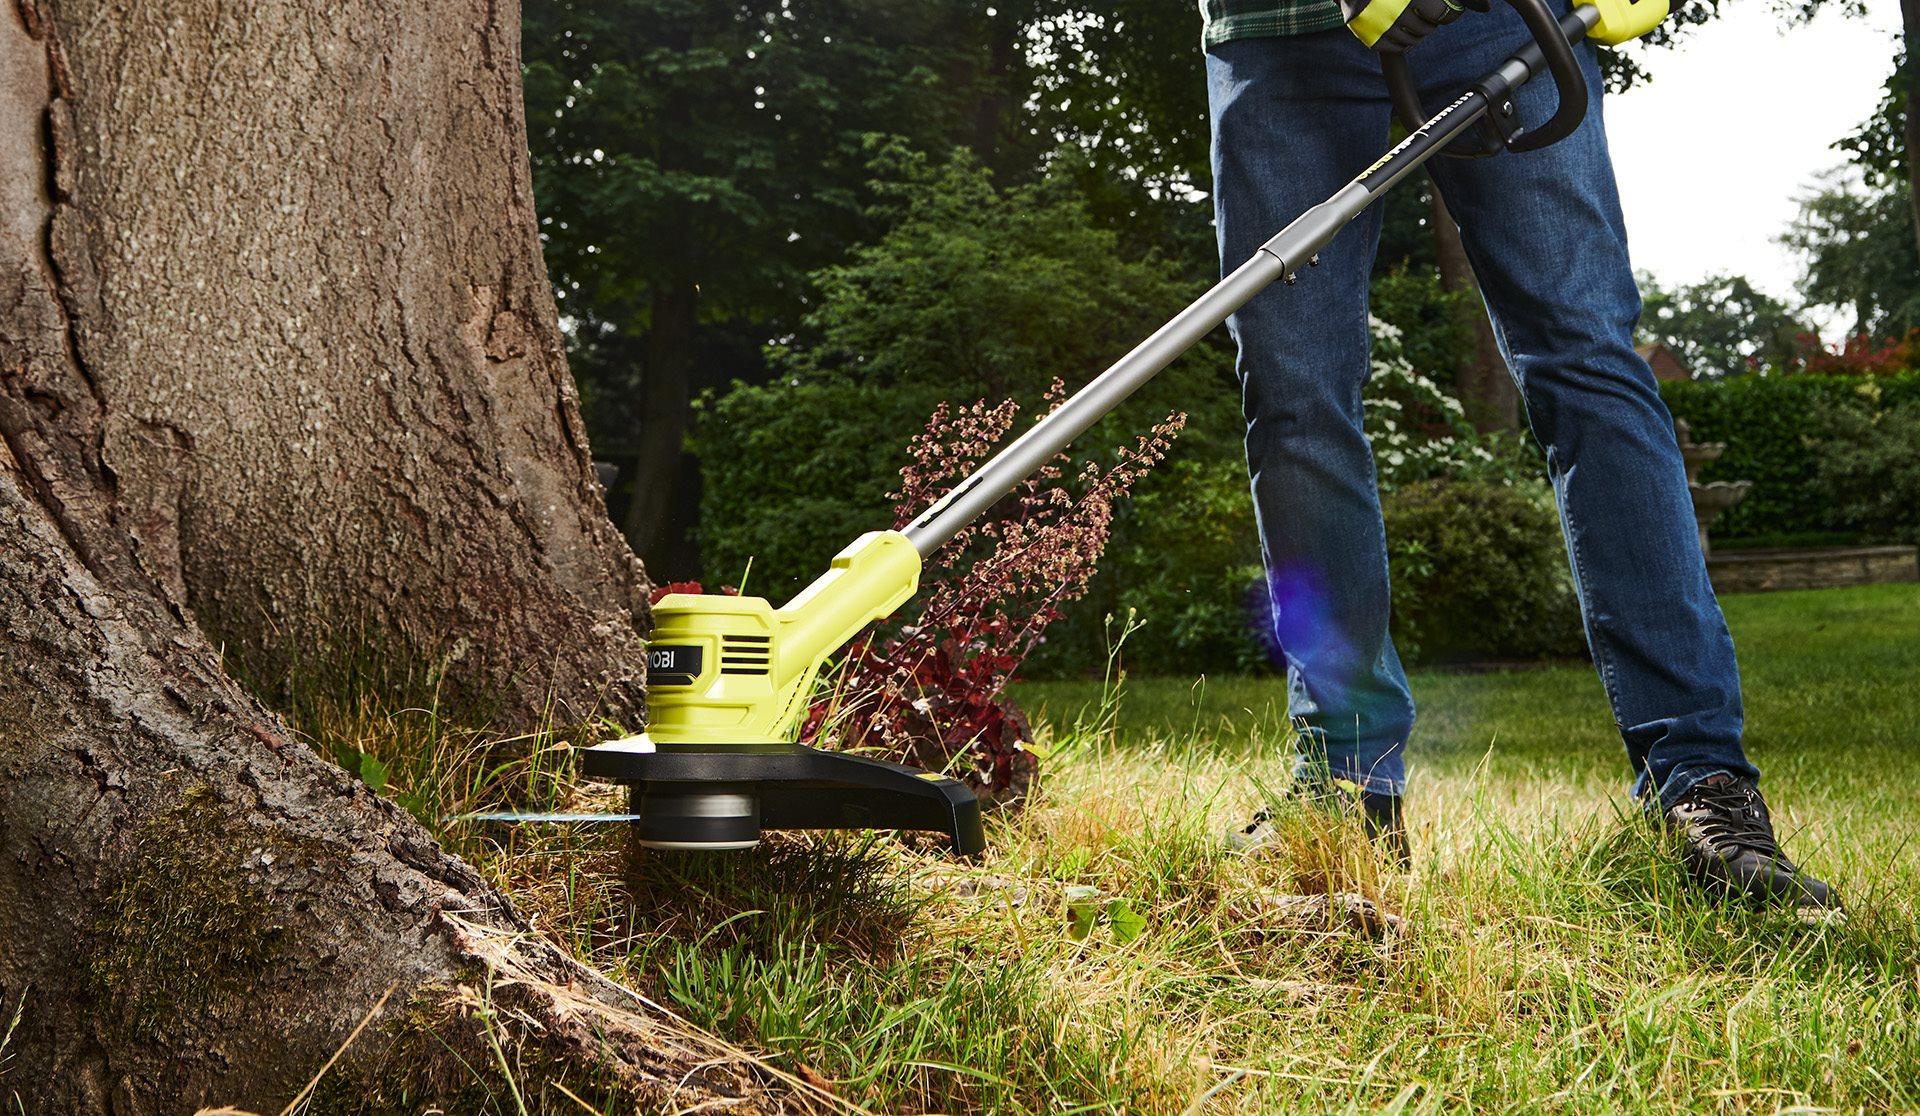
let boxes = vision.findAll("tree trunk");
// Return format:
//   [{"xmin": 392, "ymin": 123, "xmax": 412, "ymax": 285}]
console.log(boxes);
[
  {"xmin": 0, "ymin": 454, "xmax": 778, "ymax": 1107},
  {"xmin": 0, "ymin": 467, "xmax": 767, "ymax": 1108},
  {"xmin": 0, "ymin": 0, "xmax": 785, "ymax": 1107},
  {"xmin": 1428, "ymin": 186, "xmax": 1517, "ymax": 432},
  {"xmin": 621, "ymin": 21, "xmax": 697, "ymax": 567},
  {"xmin": 974, "ymin": 7, "xmax": 1018, "ymax": 166},
  {"xmin": 622, "ymin": 278, "xmax": 694, "ymax": 563},
  {"xmin": 10, "ymin": 0, "xmax": 650, "ymax": 728},
  {"xmin": 1903, "ymin": 0, "xmax": 1919, "ymax": 264}
]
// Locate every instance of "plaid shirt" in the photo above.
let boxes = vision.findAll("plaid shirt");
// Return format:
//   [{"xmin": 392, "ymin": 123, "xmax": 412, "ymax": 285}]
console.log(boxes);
[{"xmin": 1199, "ymin": 0, "xmax": 1346, "ymax": 48}]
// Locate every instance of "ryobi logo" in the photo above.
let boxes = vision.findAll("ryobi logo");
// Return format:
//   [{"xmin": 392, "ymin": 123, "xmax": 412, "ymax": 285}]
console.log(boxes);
[{"xmin": 648, "ymin": 645, "xmax": 703, "ymax": 685}]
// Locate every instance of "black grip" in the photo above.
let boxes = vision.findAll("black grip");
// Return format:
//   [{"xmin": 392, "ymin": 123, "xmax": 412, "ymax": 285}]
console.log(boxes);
[
  {"xmin": 1500, "ymin": 0, "xmax": 1587, "ymax": 152},
  {"xmin": 1382, "ymin": 46, "xmax": 1509, "ymax": 159},
  {"xmin": 1382, "ymin": 0, "xmax": 1591, "ymax": 156},
  {"xmin": 1381, "ymin": 53, "xmax": 1428, "ymax": 138}
]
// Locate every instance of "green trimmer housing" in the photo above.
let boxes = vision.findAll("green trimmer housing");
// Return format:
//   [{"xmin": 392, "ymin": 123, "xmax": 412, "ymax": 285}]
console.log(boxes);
[
  {"xmin": 568, "ymin": 0, "xmax": 1671, "ymax": 853},
  {"xmin": 580, "ymin": 530, "xmax": 987, "ymax": 853}
]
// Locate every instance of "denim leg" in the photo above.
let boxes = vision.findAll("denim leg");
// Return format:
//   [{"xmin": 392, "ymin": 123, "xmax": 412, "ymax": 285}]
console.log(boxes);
[
  {"xmin": 1207, "ymin": 34, "xmax": 1412, "ymax": 796},
  {"xmin": 1208, "ymin": 12, "xmax": 1757, "ymax": 807},
  {"xmin": 1408, "ymin": 5, "xmax": 1757, "ymax": 807}
]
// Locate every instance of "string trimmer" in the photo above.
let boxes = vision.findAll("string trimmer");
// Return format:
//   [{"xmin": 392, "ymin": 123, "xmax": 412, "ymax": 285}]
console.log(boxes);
[{"xmin": 482, "ymin": 0, "xmax": 1671, "ymax": 853}]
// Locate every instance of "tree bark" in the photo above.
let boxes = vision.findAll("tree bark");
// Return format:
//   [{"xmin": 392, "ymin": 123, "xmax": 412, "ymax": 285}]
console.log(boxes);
[
  {"xmin": 0, "ymin": 0, "xmax": 786, "ymax": 1107},
  {"xmin": 9, "ymin": 0, "xmax": 650, "ymax": 727},
  {"xmin": 1428, "ymin": 186, "xmax": 1517, "ymax": 433}
]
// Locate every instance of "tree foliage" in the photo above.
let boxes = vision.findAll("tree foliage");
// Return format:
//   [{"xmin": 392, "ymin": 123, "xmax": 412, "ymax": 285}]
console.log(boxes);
[
  {"xmin": 696, "ymin": 147, "xmax": 1238, "ymax": 601},
  {"xmin": 1835, "ymin": 46, "xmax": 1909, "ymax": 188},
  {"xmin": 1786, "ymin": 37, "xmax": 1920, "ymax": 342},
  {"xmin": 1016, "ymin": 0, "xmax": 1222, "ymax": 270},
  {"xmin": 1782, "ymin": 171, "xmax": 1920, "ymax": 340},
  {"xmin": 1636, "ymin": 270, "xmax": 1811, "ymax": 377},
  {"xmin": 522, "ymin": 0, "xmax": 985, "ymax": 437},
  {"xmin": 523, "ymin": 0, "xmax": 992, "ymax": 327}
]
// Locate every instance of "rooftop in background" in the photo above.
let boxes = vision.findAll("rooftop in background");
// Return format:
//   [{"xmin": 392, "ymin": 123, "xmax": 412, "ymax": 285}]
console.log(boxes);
[{"xmin": 1636, "ymin": 341, "xmax": 1692, "ymax": 382}]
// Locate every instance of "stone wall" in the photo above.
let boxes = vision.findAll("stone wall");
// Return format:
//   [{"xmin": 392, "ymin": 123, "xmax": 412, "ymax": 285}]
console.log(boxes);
[{"xmin": 1707, "ymin": 545, "xmax": 1920, "ymax": 595}]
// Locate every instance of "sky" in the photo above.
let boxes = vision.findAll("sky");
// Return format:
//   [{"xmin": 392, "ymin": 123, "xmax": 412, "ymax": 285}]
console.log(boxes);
[{"xmin": 1605, "ymin": 0, "xmax": 1905, "ymax": 319}]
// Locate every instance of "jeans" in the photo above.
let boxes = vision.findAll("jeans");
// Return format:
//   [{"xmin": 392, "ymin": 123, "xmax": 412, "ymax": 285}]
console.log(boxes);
[{"xmin": 1204, "ymin": 4, "xmax": 1757, "ymax": 809}]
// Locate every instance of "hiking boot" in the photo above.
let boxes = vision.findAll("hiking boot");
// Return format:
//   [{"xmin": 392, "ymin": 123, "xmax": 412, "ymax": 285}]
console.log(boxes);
[
  {"xmin": 1229, "ymin": 782, "xmax": 1411, "ymax": 869},
  {"xmin": 1663, "ymin": 773, "xmax": 1839, "ymax": 911}
]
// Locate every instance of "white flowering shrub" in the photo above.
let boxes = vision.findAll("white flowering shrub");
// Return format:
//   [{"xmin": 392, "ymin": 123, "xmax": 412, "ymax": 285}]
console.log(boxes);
[
  {"xmin": 1362, "ymin": 318, "xmax": 1583, "ymax": 664},
  {"xmin": 1363, "ymin": 315, "xmax": 1503, "ymax": 487}
]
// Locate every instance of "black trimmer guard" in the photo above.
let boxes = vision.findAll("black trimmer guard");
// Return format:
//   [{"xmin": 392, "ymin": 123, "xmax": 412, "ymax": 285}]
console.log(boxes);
[{"xmin": 581, "ymin": 742, "xmax": 985, "ymax": 854}]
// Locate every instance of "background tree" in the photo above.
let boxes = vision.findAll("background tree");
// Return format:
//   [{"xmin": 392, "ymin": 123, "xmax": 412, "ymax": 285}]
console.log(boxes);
[
  {"xmin": 696, "ymin": 146, "xmax": 1240, "ymax": 602},
  {"xmin": 522, "ymin": 0, "xmax": 986, "ymax": 571},
  {"xmin": 1905, "ymin": 1, "xmax": 1918, "ymax": 254},
  {"xmin": 1836, "ymin": 5, "xmax": 1919, "ymax": 258},
  {"xmin": 1783, "ymin": 169, "xmax": 1920, "ymax": 340},
  {"xmin": 1795, "ymin": 32, "xmax": 1920, "ymax": 340},
  {"xmin": 1015, "ymin": 0, "xmax": 1217, "ymax": 265},
  {"xmin": 1636, "ymin": 271, "xmax": 1812, "ymax": 376}
]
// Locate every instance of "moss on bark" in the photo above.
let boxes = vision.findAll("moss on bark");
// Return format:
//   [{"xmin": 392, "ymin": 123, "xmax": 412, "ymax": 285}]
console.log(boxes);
[{"xmin": 83, "ymin": 786, "xmax": 285, "ymax": 1040}]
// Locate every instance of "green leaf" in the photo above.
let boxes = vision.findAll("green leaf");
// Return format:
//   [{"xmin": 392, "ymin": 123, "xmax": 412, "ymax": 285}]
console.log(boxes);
[
  {"xmin": 1064, "ymin": 885, "xmax": 1102, "ymax": 941},
  {"xmin": 357, "ymin": 753, "xmax": 389, "ymax": 795},
  {"xmin": 1106, "ymin": 899, "xmax": 1148, "ymax": 944}
]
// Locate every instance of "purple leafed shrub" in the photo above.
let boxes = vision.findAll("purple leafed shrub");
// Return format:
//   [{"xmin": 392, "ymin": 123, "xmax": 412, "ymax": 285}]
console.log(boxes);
[{"xmin": 802, "ymin": 383, "xmax": 1184, "ymax": 810}]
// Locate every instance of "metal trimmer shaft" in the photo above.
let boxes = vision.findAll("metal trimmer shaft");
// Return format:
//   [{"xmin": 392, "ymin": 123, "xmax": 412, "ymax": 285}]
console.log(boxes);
[{"xmin": 901, "ymin": 4, "xmax": 1600, "ymax": 557}]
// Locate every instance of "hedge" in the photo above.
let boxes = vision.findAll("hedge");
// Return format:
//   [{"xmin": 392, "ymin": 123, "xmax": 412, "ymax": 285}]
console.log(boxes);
[{"xmin": 1658, "ymin": 371, "xmax": 1920, "ymax": 543}]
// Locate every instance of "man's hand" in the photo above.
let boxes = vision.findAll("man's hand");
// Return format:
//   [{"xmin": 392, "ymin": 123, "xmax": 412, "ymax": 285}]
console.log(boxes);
[{"xmin": 1339, "ymin": 0, "xmax": 1490, "ymax": 52}]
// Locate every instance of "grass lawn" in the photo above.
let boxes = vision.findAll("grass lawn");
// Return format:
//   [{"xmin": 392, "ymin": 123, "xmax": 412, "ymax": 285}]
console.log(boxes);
[
  {"xmin": 345, "ymin": 582, "xmax": 1920, "ymax": 1113},
  {"xmin": 1021, "ymin": 580, "xmax": 1920, "ymax": 868}
]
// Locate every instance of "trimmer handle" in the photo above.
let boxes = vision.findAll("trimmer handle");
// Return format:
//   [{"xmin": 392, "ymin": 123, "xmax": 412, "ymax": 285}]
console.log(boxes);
[
  {"xmin": 1498, "ymin": 0, "xmax": 1588, "ymax": 151},
  {"xmin": 1382, "ymin": 0, "xmax": 1590, "ymax": 156}
]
